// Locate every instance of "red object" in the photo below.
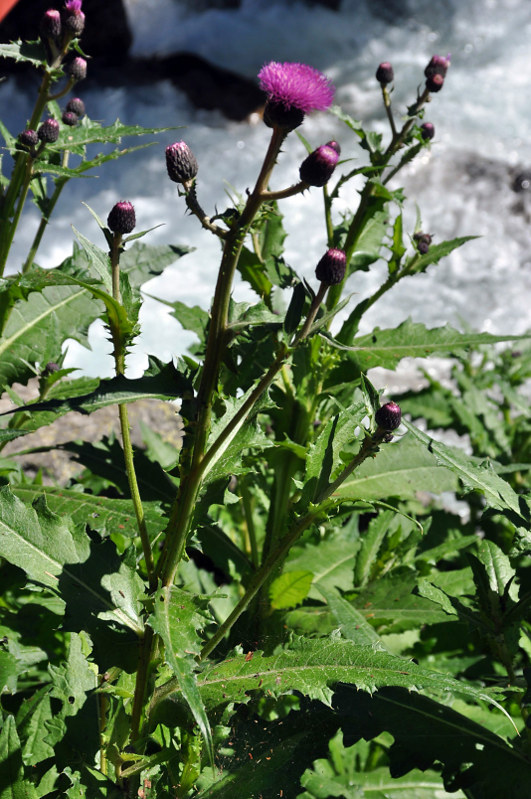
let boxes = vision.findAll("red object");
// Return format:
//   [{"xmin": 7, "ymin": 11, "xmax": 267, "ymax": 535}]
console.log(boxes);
[{"xmin": 0, "ymin": 0, "xmax": 21, "ymax": 25}]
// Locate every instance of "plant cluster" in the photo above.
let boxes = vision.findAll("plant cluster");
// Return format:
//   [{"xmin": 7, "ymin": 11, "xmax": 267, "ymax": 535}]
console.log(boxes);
[{"xmin": 0, "ymin": 4, "xmax": 530, "ymax": 798}]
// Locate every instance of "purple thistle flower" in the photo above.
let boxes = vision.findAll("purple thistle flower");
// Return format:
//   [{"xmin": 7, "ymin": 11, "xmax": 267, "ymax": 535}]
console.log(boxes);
[
  {"xmin": 65, "ymin": 0, "xmax": 83, "ymax": 12},
  {"xmin": 259, "ymin": 61, "xmax": 334, "ymax": 130}
]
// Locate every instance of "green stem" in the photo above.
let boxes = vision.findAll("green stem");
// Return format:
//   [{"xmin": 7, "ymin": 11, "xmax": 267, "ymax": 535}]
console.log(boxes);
[
  {"xmin": 199, "ymin": 427, "xmax": 388, "ymax": 660},
  {"xmin": 240, "ymin": 478, "xmax": 260, "ymax": 568},
  {"xmin": 22, "ymin": 152, "xmax": 70, "ymax": 273},
  {"xmin": 109, "ymin": 233, "xmax": 155, "ymax": 586}
]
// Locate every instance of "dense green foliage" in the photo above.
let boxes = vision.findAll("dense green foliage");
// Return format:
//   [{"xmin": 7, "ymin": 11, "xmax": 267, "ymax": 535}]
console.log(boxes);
[{"xmin": 0, "ymin": 7, "xmax": 530, "ymax": 798}]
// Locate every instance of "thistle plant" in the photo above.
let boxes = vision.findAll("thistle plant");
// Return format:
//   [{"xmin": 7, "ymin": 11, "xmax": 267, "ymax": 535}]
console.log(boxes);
[{"xmin": 1, "ymin": 8, "xmax": 531, "ymax": 798}]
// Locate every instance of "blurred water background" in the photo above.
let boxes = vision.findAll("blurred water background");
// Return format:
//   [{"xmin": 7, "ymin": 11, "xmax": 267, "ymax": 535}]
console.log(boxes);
[{"xmin": 3, "ymin": 0, "xmax": 531, "ymax": 377}]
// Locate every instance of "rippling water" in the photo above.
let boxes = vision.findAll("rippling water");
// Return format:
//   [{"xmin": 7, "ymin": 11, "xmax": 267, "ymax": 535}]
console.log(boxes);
[{"xmin": 4, "ymin": 0, "xmax": 531, "ymax": 375}]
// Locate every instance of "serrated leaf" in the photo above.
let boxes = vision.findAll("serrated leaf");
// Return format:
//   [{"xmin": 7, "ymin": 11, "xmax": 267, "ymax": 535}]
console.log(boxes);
[
  {"xmin": 333, "ymin": 320, "xmax": 527, "ymax": 371},
  {"xmin": 149, "ymin": 586, "xmax": 214, "ymax": 763},
  {"xmin": 16, "ymin": 687, "xmax": 55, "ymax": 766},
  {"xmin": 0, "ymin": 40, "xmax": 46, "ymax": 67},
  {"xmin": 0, "ymin": 485, "xmax": 90, "ymax": 588},
  {"xmin": 0, "ymin": 715, "xmax": 38, "ymax": 799},
  {"xmin": 335, "ymin": 434, "xmax": 458, "ymax": 501},
  {"xmin": 176, "ymin": 637, "xmax": 502, "ymax": 712},
  {"xmin": 319, "ymin": 586, "xmax": 383, "ymax": 646},
  {"xmin": 405, "ymin": 421, "xmax": 527, "ymax": 521},
  {"xmin": 270, "ymin": 571, "xmax": 314, "ymax": 610}
]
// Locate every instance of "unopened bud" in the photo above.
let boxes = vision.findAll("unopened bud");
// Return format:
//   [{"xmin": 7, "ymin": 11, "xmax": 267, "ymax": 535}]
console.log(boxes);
[
  {"xmin": 414, "ymin": 231, "xmax": 432, "ymax": 254},
  {"xmin": 18, "ymin": 129, "xmax": 39, "ymax": 149},
  {"xmin": 375, "ymin": 401, "xmax": 402, "ymax": 431},
  {"xmin": 424, "ymin": 54, "xmax": 450, "ymax": 80},
  {"xmin": 376, "ymin": 62, "xmax": 394, "ymax": 85},
  {"xmin": 40, "ymin": 9, "xmax": 62, "ymax": 40},
  {"xmin": 315, "ymin": 248, "xmax": 346, "ymax": 285},
  {"xmin": 67, "ymin": 57, "xmax": 87, "ymax": 82},
  {"xmin": 38, "ymin": 118, "xmax": 60, "ymax": 143},
  {"xmin": 66, "ymin": 97, "xmax": 86, "ymax": 117},
  {"xmin": 62, "ymin": 110, "xmax": 78, "ymax": 126},
  {"xmin": 420, "ymin": 122, "xmax": 435, "ymax": 140},
  {"xmin": 107, "ymin": 201, "xmax": 136, "ymax": 235},
  {"xmin": 165, "ymin": 141, "xmax": 199, "ymax": 184},
  {"xmin": 63, "ymin": 0, "xmax": 85, "ymax": 36},
  {"xmin": 43, "ymin": 362, "xmax": 60, "ymax": 376},
  {"xmin": 300, "ymin": 144, "xmax": 339, "ymax": 187},
  {"xmin": 426, "ymin": 73, "xmax": 444, "ymax": 93}
]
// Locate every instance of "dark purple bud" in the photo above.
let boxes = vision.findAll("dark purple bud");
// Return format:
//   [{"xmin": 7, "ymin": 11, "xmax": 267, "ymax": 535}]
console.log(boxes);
[
  {"xmin": 18, "ymin": 129, "xmax": 39, "ymax": 149},
  {"xmin": 66, "ymin": 97, "xmax": 86, "ymax": 117},
  {"xmin": 263, "ymin": 100, "xmax": 305, "ymax": 131},
  {"xmin": 325, "ymin": 139, "xmax": 341, "ymax": 155},
  {"xmin": 375, "ymin": 401, "xmax": 402, "ymax": 431},
  {"xmin": 63, "ymin": 0, "xmax": 85, "ymax": 36},
  {"xmin": 62, "ymin": 110, "xmax": 78, "ymax": 126},
  {"xmin": 376, "ymin": 61, "xmax": 394, "ymax": 85},
  {"xmin": 424, "ymin": 54, "xmax": 450, "ymax": 80},
  {"xmin": 40, "ymin": 9, "xmax": 62, "ymax": 40},
  {"xmin": 67, "ymin": 57, "xmax": 87, "ymax": 82},
  {"xmin": 420, "ymin": 122, "xmax": 435, "ymax": 140},
  {"xmin": 426, "ymin": 73, "xmax": 444, "ymax": 93},
  {"xmin": 300, "ymin": 144, "xmax": 339, "ymax": 187},
  {"xmin": 414, "ymin": 231, "xmax": 432, "ymax": 254},
  {"xmin": 107, "ymin": 201, "xmax": 136, "ymax": 235},
  {"xmin": 43, "ymin": 362, "xmax": 60, "ymax": 375},
  {"xmin": 38, "ymin": 118, "xmax": 60, "ymax": 143},
  {"xmin": 165, "ymin": 141, "xmax": 199, "ymax": 184},
  {"xmin": 315, "ymin": 248, "xmax": 346, "ymax": 285}
]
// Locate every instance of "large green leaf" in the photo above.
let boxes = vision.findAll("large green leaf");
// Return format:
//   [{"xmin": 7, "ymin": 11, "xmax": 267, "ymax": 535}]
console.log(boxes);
[
  {"xmin": 328, "ymin": 320, "xmax": 525, "ymax": 371},
  {"xmin": 334, "ymin": 434, "xmax": 458, "ymax": 500},
  {"xmin": 405, "ymin": 421, "xmax": 527, "ymax": 521},
  {"xmin": 0, "ymin": 715, "xmax": 38, "ymax": 799},
  {"xmin": 149, "ymin": 586, "xmax": 214, "ymax": 763},
  {"xmin": 163, "ymin": 636, "xmax": 501, "ymax": 713},
  {"xmin": 0, "ymin": 40, "xmax": 46, "ymax": 67}
]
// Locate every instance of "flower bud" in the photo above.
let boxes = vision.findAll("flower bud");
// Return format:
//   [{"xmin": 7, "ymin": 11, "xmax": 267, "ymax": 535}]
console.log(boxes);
[
  {"xmin": 425, "ymin": 73, "xmax": 444, "ymax": 93},
  {"xmin": 38, "ymin": 118, "xmax": 60, "ymax": 143},
  {"xmin": 376, "ymin": 61, "xmax": 394, "ymax": 85},
  {"xmin": 63, "ymin": 0, "xmax": 85, "ymax": 37},
  {"xmin": 414, "ymin": 231, "xmax": 432, "ymax": 254},
  {"xmin": 299, "ymin": 144, "xmax": 339, "ymax": 187},
  {"xmin": 40, "ymin": 9, "xmax": 62, "ymax": 41},
  {"xmin": 315, "ymin": 248, "xmax": 346, "ymax": 285},
  {"xmin": 420, "ymin": 122, "xmax": 435, "ymax": 140},
  {"xmin": 107, "ymin": 201, "xmax": 136, "ymax": 235},
  {"xmin": 325, "ymin": 139, "xmax": 341, "ymax": 155},
  {"xmin": 375, "ymin": 401, "xmax": 402, "ymax": 431},
  {"xmin": 67, "ymin": 57, "xmax": 87, "ymax": 82},
  {"xmin": 165, "ymin": 141, "xmax": 199, "ymax": 184},
  {"xmin": 18, "ymin": 129, "xmax": 39, "ymax": 149},
  {"xmin": 62, "ymin": 110, "xmax": 78, "ymax": 126},
  {"xmin": 424, "ymin": 54, "xmax": 450, "ymax": 80},
  {"xmin": 66, "ymin": 97, "xmax": 86, "ymax": 117}
]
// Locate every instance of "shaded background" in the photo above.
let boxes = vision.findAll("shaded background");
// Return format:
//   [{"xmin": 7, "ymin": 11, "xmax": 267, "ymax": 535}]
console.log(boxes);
[{"xmin": 1, "ymin": 0, "xmax": 530, "ymax": 376}]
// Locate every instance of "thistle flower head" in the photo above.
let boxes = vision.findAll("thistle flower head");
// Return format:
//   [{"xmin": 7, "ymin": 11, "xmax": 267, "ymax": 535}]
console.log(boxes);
[
  {"xmin": 315, "ymin": 248, "xmax": 346, "ymax": 285},
  {"xmin": 166, "ymin": 141, "xmax": 198, "ymax": 184},
  {"xmin": 107, "ymin": 201, "xmax": 136, "ymax": 235},
  {"xmin": 67, "ymin": 57, "xmax": 87, "ymax": 81},
  {"xmin": 40, "ymin": 9, "xmax": 62, "ymax": 40},
  {"xmin": 66, "ymin": 97, "xmax": 86, "ymax": 117},
  {"xmin": 375, "ymin": 401, "xmax": 402, "ymax": 431},
  {"xmin": 65, "ymin": 0, "xmax": 82, "ymax": 13},
  {"xmin": 63, "ymin": 0, "xmax": 85, "ymax": 36},
  {"xmin": 258, "ymin": 61, "xmax": 334, "ymax": 114},
  {"xmin": 300, "ymin": 144, "xmax": 339, "ymax": 187}
]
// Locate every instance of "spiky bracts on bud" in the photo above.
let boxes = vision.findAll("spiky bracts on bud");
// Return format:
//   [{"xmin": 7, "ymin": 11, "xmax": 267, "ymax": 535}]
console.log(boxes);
[
  {"xmin": 315, "ymin": 248, "xmax": 346, "ymax": 285},
  {"xmin": 67, "ymin": 57, "xmax": 87, "ymax": 81},
  {"xmin": 300, "ymin": 144, "xmax": 339, "ymax": 187},
  {"xmin": 420, "ymin": 122, "xmax": 435, "ymax": 140},
  {"xmin": 62, "ymin": 110, "xmax": 78, "ymax": 126},
  {"xmin": 38, "ymin": 118, "xmax": 60, "ymax": 143},
  {"xmin": 414, "ymin": 232, "xmax": 432, "ymax": 254},
  {"xmin": 376, "ymin": 62, "xmax": 394, "ymax": 85},
  {"xmin": 66, "ymin": 97, "xmax": 86, "ymax": 117},
  {"xmin": 63, "ymin": 0, "xmax": 85, "ymax": 36},
  {"xmin": 40, "ymin": 9, "xmax": 62, "ymax": 40},
  {"xmin": 107, "ymin": 201, "xmax": 136, "ymax": 235},
  {"xmin": 165, "ymin": 141, "xmax": 199, "ymax": 184},
  {"xmin": 18, "ymin": 129, "xmax": 39, "ymax": 149},
  {"xmin": 258, "ymin": 61, "xmax": 334, "ymax": 131},
  {"xmin": 375, "ymin": 401, "xmax": 402, "ymax": 431}
]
